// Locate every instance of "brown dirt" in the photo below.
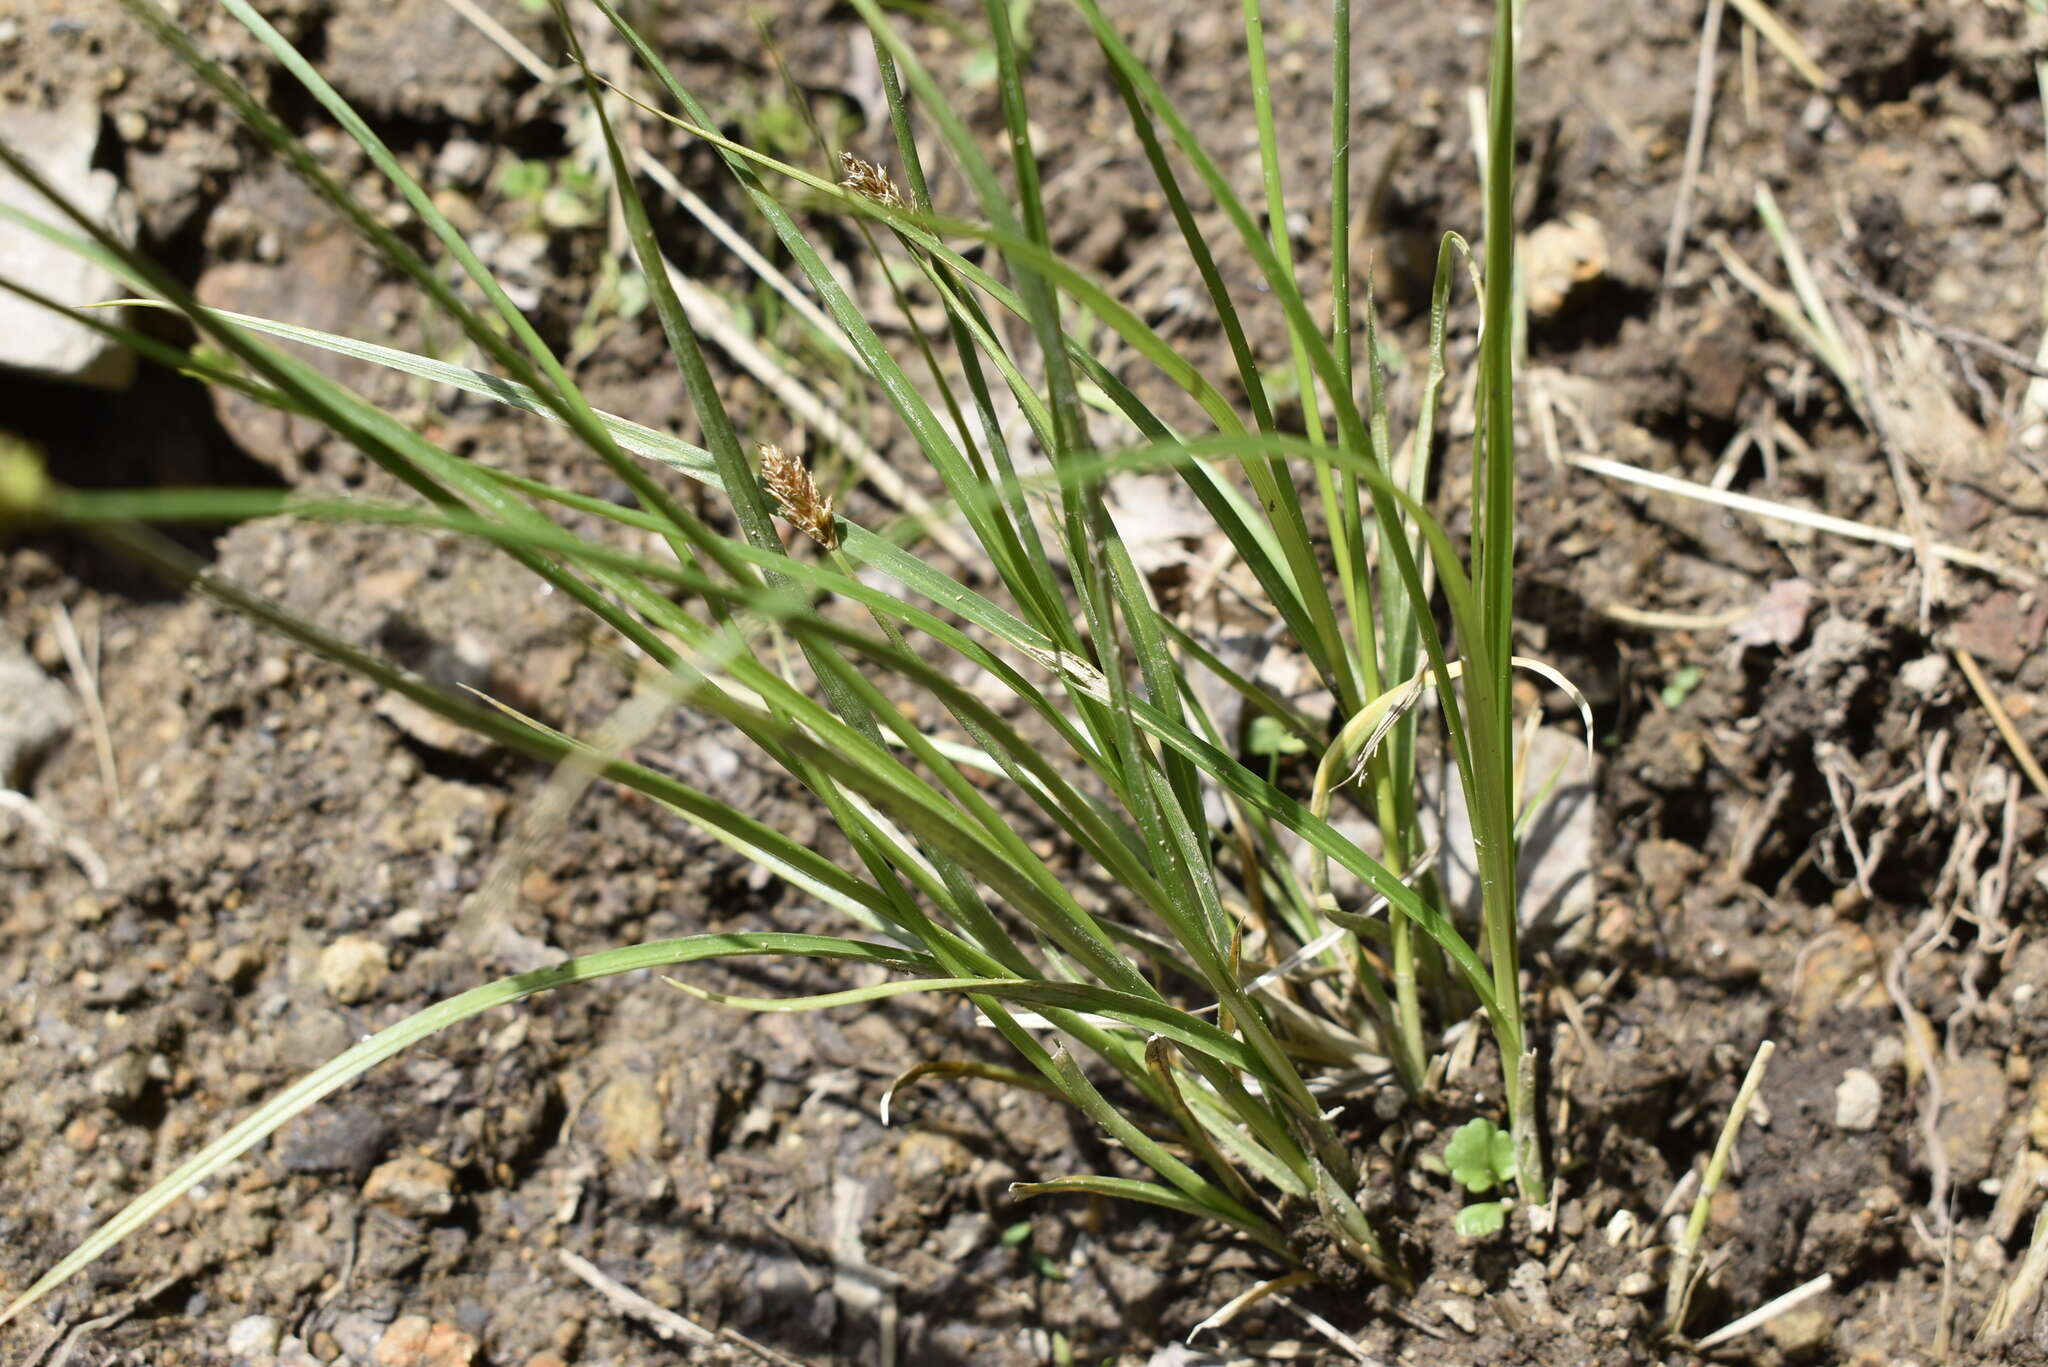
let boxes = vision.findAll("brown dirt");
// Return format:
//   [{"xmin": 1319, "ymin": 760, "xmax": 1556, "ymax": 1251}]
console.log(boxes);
[{"xmin": 5, "ymin": 0, "xmax": 2048, "ymax": 1363}]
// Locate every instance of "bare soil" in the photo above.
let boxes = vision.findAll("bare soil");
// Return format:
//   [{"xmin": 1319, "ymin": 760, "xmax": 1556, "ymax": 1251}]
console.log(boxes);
[{"xmin": 4, "ymin": 0, "xmax": 2048, "ymax": 1364}]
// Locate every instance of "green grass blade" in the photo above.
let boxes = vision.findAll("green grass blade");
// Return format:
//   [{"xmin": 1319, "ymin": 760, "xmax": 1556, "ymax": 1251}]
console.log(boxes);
[
  {"xmin": 1011, "ymin": 1176, "xmax": 1293, "ymax": 1259},
  {"xmin": 1241, "ymin": 0, "xmax": 1327, "ymax": 449}
]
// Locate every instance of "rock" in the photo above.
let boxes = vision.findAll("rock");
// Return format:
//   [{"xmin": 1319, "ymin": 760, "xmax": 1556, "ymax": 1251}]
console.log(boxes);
[
  {"xmin": 892, "ymin": 1130, "xmax": 972, "ymax": 1208},
  {"xmin": 435, "ymin": 139, "xmax": 490, "ymax": 186},
  {"xmin": 225, "ymin": 1314, "xmax": 283, "ymax": 1360},
  {"xmin": 363, "ymin": 1153, "xmax": 458, "ymax": 1219},
  {"xmin": 1835, "ymin": 1069, "xmax": 1883, "ymax": 1131},
  {"xmin": 595, "ymin": 1075, "xmax": 665, "ymax": 1166},
  {"xmin": 1959, "ymin": 181, "xmax": 2006, "ymax": 223},
  {"xmin": 1794, "ymin": 930, "xmax": 1888, "ymax": 1027},
  {"xmin": 1953, "ymin": 592, "xmax": 2048, "ymax": 675},
  {"xmin": 89, "ymin": 1050, "xmax": 150, "ymax": 1109},
  {"xmin": 1633, "ymin": 838, "xmax": 1708, "ymax": 914},
  {"xmin": 1679, "ymin": 307, "xmax": 1751, "ymax": 423},
  {"xmin": 272, "ymin": 1335, "xmax": 324, "ymax": 1367},
  {"xmin": 209, "ymin": 940, "xmax": 267, "ymax": 989},
  {"xmin": 277, "ymin": 1008, "xmax": 357, "ymax": 1073},
  {"xmin": 1898, "ymin": 654, "xmax": 1950, "ymax": 698},
  {"xmin": 0, "ymin": 628, "xmax": 75, "ymax": 789},
  {"xmin": 1146, "ymin": 1348, "xmax": 1231, "ymax": 1367},
  {"xmin": 332, "ymin": 1310, "xmax": 392, "ymax": 1363},
  {"xmin": 1523, "ymin": 212, "xmax": 1609, "ymax": 319},
  {"xmin": 374, "ymin": 1315, "xmax": 479, "ymax": 1367},
  {"xmin": 1764, "ymin": 1306, "xmax": 1833, "ymax": 1354},
  {"xmin": 375, "ymin": 695, "xmax": 492, "ymax": 758},
  {"xmin": 277, "ymin": 1106, "xmax": 393, "ymax": 1181},
  {"xmin": 195, "ymin": 230, "xmax": 369, "ymax": 477},
  {"xmin": 0, "ymin": 102, "xmax": 137, "ymax": 386},
  {"xmin": 1507, "ymin": 1259, "xmax": 1558, "ymax": 1327},
  {"xmin": 1616, "ymin": 1270, "xmax": 1656, "ymax": 1298},
  {"xmin": 319, "ymin": 0, "xmax": 520, "ymax": 122},
  {"xmin": 1730, "ymin": 579, "xmax": 1818, "ymax": 651},
  {"xmin": 1937, "ymin": 1055, "xmax": 2009, "ymax": 1186},
  {"xmin": 318, "ymin": 934, "xmax": 389, "ymax": 1004}
]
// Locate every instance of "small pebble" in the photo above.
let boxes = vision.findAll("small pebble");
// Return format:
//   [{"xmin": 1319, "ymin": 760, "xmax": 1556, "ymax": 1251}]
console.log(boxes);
[
  {"xmin": 1961, "ymin": 181, "xmax": 2006, "ymax": 223},
  {"xmin": 317, "ymin": 934, "xmax": 389, "ymax": 1004},
  {"xmin": 363, "ymin": 1153, "xmax": 458, "ymax": 1219},
  {"xmin": 209, "ymin": 940, "xmax": 266, "ymax": 989},
  {"xmin": 374, "ymin": 1315, "xmax": 478, "ymax": 1367},
  {"xmin": 279, "ymin": 1105, "xmax": 392, "ymax": 1180},
  {"xmin": 273, "ymin": 1335, "xmax": 324, "ymax": 1367},
  {"xmin": 89, "ymin": 1050, "xmax": 150, "ymax": 1109},
  {"xmin": 1616, "ymin": 1270, "xmax": 1657, "ymax": 1298},
  {"xmin": 225, "ymin": 1314, "xmax": 283, "ymax": 1360},
  {"xmin": 1898, "ymin": 655, "xmax": 1949, "ymax": 697},
  {"xmin": 1836, "ymin": 1068, "xmax": 1883, "ymax": 1131},
  {"xmin": 0, "ymin": 629, "xmax": 75, "ymax": 788},
  {"xmin": 1764, "ymin": 1306, "xmax": 1832, "ymax": 1353},
  {"xmin": 331, "ymin": 1310, "xmax": 392, "ymax": 1362}
]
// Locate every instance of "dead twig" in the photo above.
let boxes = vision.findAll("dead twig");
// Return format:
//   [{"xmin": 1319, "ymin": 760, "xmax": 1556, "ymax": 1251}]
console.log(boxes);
[
  {"xmin": 1567, "ymin": 450, "xmax": 2033, "ymax": 585},
  {"xmin": 1724, "ymin": 0, "xmax": 1834, "ymax": 92},
  {"xmin": 50, "ymin": 601, "xmax": 121, "ymax": 812},
  {"xmin": 1955, "ymin": 648, "xmax": 2048, "ymax": 801},
  {"xmin": 1833, "ymin": 256, "xmax": 2048, "ymax": 381},
  {"xmin": 1660, "ymin": 0, "xmax": 1726, "ymax": 316},
  {"xmin": 1693, "ymin": 1273, "xmax": 1835, "ymax": 1350},
  {"xmin": 556, "ymin": 1248, "xmax": 813, "ymax": 1367},
  {"xmin": 44, "ymin": 1272, "xmax": 184, "ymax": 1367}
]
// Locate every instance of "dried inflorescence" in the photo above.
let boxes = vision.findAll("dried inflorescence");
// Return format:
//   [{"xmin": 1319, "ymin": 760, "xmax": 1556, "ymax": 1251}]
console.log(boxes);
[
  {"xmin": 758, "ymin": 442, "xmax": 838, "ymax": 549},
  {"xmin": 838, "ymin": 151, "xmax": 902, "ymax": 209}
]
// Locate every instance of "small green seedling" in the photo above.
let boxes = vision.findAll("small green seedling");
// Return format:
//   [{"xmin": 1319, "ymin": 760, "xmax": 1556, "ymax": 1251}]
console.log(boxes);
[
  {"xmin": 1660, "ymin": 664, "xmax": 1706, "ymax": 710},
  {"xmin": 1000, "ymin": 1218, "xmax": 1068, "ymax": 1280},
  {"xmin": 1444, "ymin": 1117, "xmax": 1517, "ymax": 1238},
  {"xmin": 494, "ymin": 155, "xmax": 603, "ymax": 230}
]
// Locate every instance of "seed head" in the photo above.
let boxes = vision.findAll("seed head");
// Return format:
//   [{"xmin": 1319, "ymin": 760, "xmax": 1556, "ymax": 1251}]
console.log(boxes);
[
  {"xmin": 759, "ymin": 443, "xmax": 837, "ymax": 549},
  {"xmin": 838, "ymin": 151, "xmax": 902, "ymax": 209}
]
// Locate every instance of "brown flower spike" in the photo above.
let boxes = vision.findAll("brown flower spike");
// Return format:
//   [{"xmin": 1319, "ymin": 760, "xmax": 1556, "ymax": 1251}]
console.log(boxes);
[
  {"xmin": 838, "ymin": 151, "xmax": 902, "ymax": 209},
  {"xmin": 758, "ymin": 443, "xmax": 837, "ymax": 550}
]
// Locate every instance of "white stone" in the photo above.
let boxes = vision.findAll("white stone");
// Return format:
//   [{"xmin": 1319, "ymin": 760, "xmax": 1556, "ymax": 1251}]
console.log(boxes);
[
  {"xmin": 225, "ymin": 1314, "xmax": 283, "ymax": 1360},
  {"xmin": 317, "ymin": 934, "xmax": 389, "ymax": 1004},
  {"xmin": 1836, "ymin": 1067, "xmax": 1883, "ymax": 1131},
  {"xmin": 1898, "ymin": 655, "xmax": 1950, "ymax": 697},
  {"xmin": 0, "ymin": 103, "xmax": 138, "ymax": 386},
  {"xmin": 0, "ymin": 626, "xmax": 74, "ymax": 789}
]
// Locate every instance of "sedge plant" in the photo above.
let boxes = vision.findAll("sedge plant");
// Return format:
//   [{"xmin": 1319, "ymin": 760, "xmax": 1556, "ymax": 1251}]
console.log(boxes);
[{"xmin": 0, "ymin": 0, "xmax": 1551, "ymax": 1320}]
